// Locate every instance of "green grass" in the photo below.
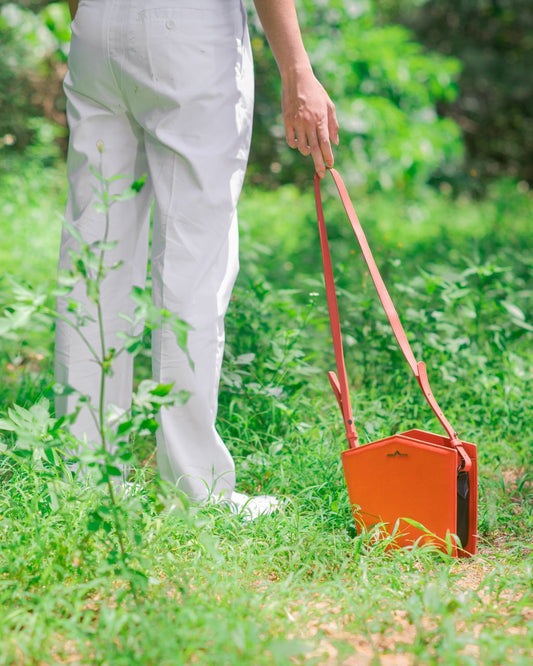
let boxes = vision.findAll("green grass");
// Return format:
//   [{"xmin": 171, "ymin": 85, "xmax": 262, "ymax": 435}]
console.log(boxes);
[
  {"xmin": 0, "ymin": 155, "xmax": 532, "ymax": 664},
  {"xmin": 0, "ymin": 156, "xmax": 65, "ymax": 286}
]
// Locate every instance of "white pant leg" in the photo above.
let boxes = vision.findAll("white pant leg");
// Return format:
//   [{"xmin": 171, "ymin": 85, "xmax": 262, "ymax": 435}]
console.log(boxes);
[
  {"xmin": 119, "ymin": 0, "xmax": 254, "ymax": 498},
  {"xmin": 56, "ymin": 0, "xmax": 254, "ymax": 499},
  {"xmin": 55, "ymin": 6, "xmax": 152, "ymax": 446}
]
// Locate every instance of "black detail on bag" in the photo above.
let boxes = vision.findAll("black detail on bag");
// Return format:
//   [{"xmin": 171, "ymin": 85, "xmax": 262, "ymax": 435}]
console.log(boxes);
[
  {"xmin": 387, "ymin": 450, "xmax": 408, "ymax": 457},
  {"xmin": 456, "ymin": 471, "xmax": 470, "ymax": 548}
]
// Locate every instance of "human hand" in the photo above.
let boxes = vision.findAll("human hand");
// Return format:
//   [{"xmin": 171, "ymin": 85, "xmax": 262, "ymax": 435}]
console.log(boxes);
[{"xmin": 281, "ymin": 66, "xmax": 339, "ymax": 178}]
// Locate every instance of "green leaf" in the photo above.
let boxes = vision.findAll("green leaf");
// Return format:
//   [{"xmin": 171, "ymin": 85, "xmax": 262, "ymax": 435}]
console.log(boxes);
[
  {"xmin": 502, "ymin": 301, "xmax": 526, "ymax": 321},
  {"xmin": 63, "ymin": 221, "xmax": 84, "ymax": 243},
  {"xmin": 0, "ymin": 419, "xmax": 16, "ymax": 432},
  {"xmin": 89, "ymin": 240, "xmax": 118, "ymax": 253},
  {"xmin": 131, "ymin": 173, "xmax": 147, "ymax": 192},
  {"xmin": 118, "ymin": 334, "xmax": 144, "ymax": 355},
  {"xmin": 236, "ymin": 353, "xmax": 256, "ymax": 365},
  {"xmin": 150, "ymin": 383, "xmax": 174, "ymax": 397},
  {"xmin": 88, "ymin": 164, "xmax": 106, "ymax": 183},
  {"xmin": 46, "ymin": 482, "xmax": 60, "ymax": 512},
  {"xmin": 171, "ymin": 318, "xmax": 194, "ymax": 368},
  {"xmin": 107, "ymin": 173, "xmax": 133, "ymax": 182},
  {"xmin": 138, "ymin": 417, "xmax": 159, "ymax": 434},
  {"xmin": 111, "ymin": 191, "xmax": 136, "ymax": 203}
]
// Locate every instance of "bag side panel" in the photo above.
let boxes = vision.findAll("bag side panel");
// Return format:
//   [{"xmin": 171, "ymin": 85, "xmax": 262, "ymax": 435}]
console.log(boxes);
[{"xmin": 402, "ymin": 429, "xmax": 478, "ymax": 556}]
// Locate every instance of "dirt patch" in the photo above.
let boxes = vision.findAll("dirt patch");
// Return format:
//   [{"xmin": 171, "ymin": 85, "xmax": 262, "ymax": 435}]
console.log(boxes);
[{"xmin": 284, "ymin": 548, "xmax": 532, "ymax": 664}]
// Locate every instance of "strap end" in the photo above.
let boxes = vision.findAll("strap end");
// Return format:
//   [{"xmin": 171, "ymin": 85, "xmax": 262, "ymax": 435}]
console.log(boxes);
[
  {"xmin": 456, "ymin": 445, "xmax": 472, "ymax": 472},
  {"xmin": 328, "ymin": 371, "xmax": 358, "ymax": 448},
  {"xmin": 328, "ymin": 371, "xmax": 342, "ymax": 410}
]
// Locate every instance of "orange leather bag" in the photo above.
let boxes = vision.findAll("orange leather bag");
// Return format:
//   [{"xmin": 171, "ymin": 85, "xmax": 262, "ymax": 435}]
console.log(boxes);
[{"xmin": 315, "ymin": 169, "xmax": 478, "ymax": 557}]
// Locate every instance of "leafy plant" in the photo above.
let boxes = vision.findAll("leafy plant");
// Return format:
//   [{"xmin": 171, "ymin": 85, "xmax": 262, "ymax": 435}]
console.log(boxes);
[{"xmin": 0, "ymin": 152, "xmax": 191, "ymax": 590}]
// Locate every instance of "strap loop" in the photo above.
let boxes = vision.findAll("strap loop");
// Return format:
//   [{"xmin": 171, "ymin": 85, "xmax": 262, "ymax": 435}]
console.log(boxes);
[{"xmin": 315, "ymin": 169, "xmax": 471, "ymax": 471}]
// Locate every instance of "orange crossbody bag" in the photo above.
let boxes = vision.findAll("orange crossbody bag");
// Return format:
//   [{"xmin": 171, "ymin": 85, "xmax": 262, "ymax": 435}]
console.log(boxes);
[{"xmin": 315, "ymin": 169, "xmax": 478, "ymax": 557}]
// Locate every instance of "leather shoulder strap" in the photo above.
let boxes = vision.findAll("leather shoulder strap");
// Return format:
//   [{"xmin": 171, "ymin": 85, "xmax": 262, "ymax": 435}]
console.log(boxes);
[{"xmin": 315, "ymin": 169, "xmax": 471, "ymax": 471}]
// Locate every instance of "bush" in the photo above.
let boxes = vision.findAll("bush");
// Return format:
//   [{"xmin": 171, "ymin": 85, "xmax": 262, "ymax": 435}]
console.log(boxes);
[
  {"xmin": 0, "ymin": 2, "xmax": 69, "ymax": 160},
  {"xmin": 382, "ymin": 0, "xmax": 533, "ymax": 186},
  {"xmin": 248, "ymin": 0, "xmax": 463, "ymax": 192}
]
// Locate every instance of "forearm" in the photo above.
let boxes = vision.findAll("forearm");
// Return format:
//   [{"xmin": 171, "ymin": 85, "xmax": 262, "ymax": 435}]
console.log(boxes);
[
  {"xmin": 252, "ymin": 0, "xmax": 312, "ymax": 80},
  {"xmin": 253, "ymin": 0, "xmax": 338, "ymax": 176},
  {"xmin": 68, "ymin": 0, "xmax": 79, "ymax": 20}
]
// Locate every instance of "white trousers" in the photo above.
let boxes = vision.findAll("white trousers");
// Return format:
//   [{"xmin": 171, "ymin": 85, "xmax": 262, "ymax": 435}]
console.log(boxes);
[{"xmin": 55, "ymin": 0, "xmax": 254, "ymax": 500}]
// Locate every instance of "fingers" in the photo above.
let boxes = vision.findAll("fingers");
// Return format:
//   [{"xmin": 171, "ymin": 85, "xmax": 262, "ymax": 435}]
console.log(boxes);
[
  {"xmin": 328, "ymin": 100, "xmax": 340, "ymax": 146},
  {"xmin": 308, "ymin": 122, "xmax": 332, "ymax": 178},
  {"xmin": 286, "ymin": 117, "xmax": 335, "ymax": 178},
  {"xmin": 281, "ymin": 76, "xmax": 339, "ymax": 178},
  {"xmin": 285, "ymin": 122, "xmax": 298, "ymax": 150},
  {"xmin": 316, "ymin": 101, "xmax": 339, "ymax": 175},
  {"xmin": 318, "ymin": 117, "xmax": 335, "ymax": 168},
  {"xmin": 295, "ymin": 124, "xmax": 311, "ymax": 157}
]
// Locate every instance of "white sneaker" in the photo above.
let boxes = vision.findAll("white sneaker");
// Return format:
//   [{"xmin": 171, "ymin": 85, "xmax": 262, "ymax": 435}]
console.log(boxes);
[{"xmin": 227, "ymin": 491, "xmax": 281, "ymax": 521}]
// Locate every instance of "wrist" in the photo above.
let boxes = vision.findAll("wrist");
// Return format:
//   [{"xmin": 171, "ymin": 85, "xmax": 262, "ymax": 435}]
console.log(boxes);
[{"xmin": 279, "ymin": 58, "xmax": 314, "ymax": 83}]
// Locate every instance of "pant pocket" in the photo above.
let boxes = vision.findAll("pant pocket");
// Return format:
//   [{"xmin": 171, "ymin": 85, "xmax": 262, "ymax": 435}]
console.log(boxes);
[{"xmin": 138, "ymin": 4, "xmax": 244, "ymax": 88}]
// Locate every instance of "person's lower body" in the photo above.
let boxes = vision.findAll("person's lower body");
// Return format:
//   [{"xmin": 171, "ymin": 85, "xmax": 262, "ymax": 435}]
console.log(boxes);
[{"xmin": 55, "ymin": 0, "xmax": 257, "ymax": 502}]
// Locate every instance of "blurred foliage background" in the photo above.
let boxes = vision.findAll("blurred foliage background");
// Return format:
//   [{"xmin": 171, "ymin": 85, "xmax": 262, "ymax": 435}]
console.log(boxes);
[
  {"xmin": 382, "ymin": 0, "xmax": 533, "ymax": 187},
  {"xmin": 0, "ymin": 0, "xmax": 531, "ymax": 194}
]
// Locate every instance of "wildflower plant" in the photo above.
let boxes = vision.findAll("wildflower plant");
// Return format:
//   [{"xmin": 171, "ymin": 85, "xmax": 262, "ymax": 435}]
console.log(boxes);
[{"xmin": 0, "ymin": 146, "xmax": 191, "ymax": 585}]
